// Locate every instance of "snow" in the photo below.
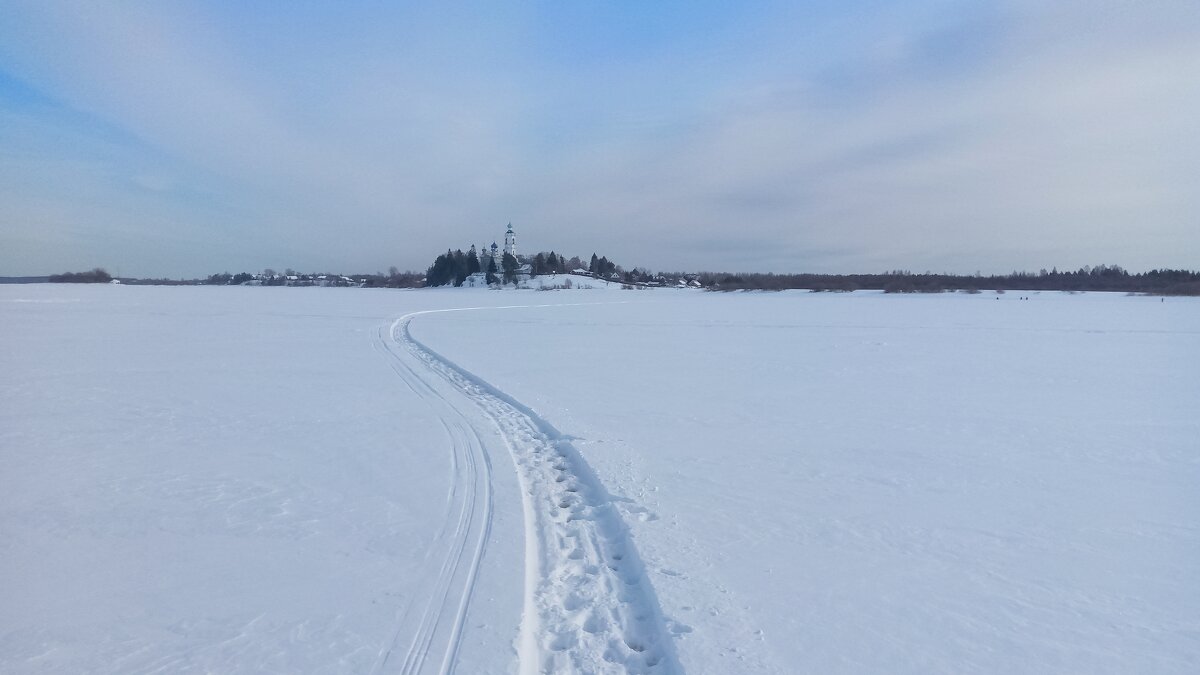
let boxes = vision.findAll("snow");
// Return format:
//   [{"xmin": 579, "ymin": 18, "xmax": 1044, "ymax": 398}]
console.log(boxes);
[
  {"xmin": 397, "ymin": 311, "xmax": 680, "ymax": 673},
  {"xmin": 0, "ymin": 286, "xmax": 526, "ymax": 673},
  {"xmin": 3, "ymin": 282, "xmax": 1198, "ymax": 674},
  {"xmin": 414, "ymin": 290, "xmax": 1200, "ymax": 674}
]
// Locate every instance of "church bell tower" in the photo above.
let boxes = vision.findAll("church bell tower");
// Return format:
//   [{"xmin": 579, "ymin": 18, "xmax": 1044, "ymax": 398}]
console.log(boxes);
[{"xmin": 503, "ymin": 223, "xmax": 516, "ymax": 258}]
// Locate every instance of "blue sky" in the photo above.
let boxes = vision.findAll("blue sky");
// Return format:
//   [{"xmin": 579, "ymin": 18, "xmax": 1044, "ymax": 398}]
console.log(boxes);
[{"xmin": 1, "ymin": 1, "xmax": 1197, "ymax": 277}]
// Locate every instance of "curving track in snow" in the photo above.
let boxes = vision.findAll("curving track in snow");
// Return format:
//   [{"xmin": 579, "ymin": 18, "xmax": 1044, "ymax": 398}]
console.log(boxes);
[
  {"xmin": 378, "ymin": 306, "xmax": 681, "ymax": 675},
  {"xmin": 371, "ymin": 322, "xmax": 495, "ymax": 675}
]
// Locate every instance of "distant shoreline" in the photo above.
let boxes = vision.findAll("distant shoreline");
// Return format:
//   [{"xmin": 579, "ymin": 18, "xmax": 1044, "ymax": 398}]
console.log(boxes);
[{"xmin": 6, "ymin": 264, "xmax": 1199, "ymax": 296}]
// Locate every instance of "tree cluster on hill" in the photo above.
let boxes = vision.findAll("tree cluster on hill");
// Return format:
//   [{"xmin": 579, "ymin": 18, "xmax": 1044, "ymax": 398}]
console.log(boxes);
[
  {"xmin": 425, "ymin": 249, "xmax": 469, "ymax": 287},
  {"xmin": 695, "ymin": 265, "xmax": 1200, "ymax": 295},
  {"xmin": 588, "ymin": 253, "xmax": 618, "ymax": 277},
  {"xmin": 530, "ymin": 251, "xmax": 568, "ymax": 276},
  {"xmin": 424, "ymin": 248, "xmax": 595, "ymax": 287},
  {"xmin": 49, "ymin": 268, "xmax": 111, "ymax": 283}
]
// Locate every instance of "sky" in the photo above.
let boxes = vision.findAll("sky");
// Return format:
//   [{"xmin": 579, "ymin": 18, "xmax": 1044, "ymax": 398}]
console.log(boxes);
[{"xmin": 1, "ymin": 1, "xmax": 1197, "ymax": 278}]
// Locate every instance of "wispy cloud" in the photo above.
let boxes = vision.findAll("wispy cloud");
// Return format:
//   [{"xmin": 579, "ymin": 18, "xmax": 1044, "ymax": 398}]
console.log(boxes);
[{"xmin": 1, "ymin": 1, "xmax": 1196, "ymax": 276}]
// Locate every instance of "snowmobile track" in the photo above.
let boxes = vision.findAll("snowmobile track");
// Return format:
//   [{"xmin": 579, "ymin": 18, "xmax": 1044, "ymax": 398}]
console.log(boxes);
[
  {"xmin": 385, "ymin": 306, "xmax": 682, "ymax": 675},
  {"xmin": 371, "ymin": 323, "xmax": 495, "ymax": 675}
]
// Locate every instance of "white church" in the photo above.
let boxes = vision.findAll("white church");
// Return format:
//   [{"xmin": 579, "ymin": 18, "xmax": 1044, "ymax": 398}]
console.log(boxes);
[
  {"xmin": 479, "ymin": 223, "xmax": 518, "ymax": 273},
  {"xmin": 465, "ymin": 223, "xmax": 530, "ymax": 287}
]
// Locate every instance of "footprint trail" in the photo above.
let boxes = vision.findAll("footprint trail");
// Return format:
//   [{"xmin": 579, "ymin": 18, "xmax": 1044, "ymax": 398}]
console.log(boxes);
[{"xmin": 393, "ymin": 308, "xmax": 682, "ymax": 675}]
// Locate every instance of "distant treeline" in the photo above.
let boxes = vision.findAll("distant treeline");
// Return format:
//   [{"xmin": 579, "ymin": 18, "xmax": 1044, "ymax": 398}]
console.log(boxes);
[
  {"xmin": 48, "ymin": 268, "xmax": 112, "ymax": 283},
  {"xmin": 698, "ymin": 265, "xmax": 1200, "ymax": 295}
]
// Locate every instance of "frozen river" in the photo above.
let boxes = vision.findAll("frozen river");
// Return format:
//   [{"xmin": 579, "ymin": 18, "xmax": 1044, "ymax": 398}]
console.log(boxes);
[{"xmin": 3, "ymin": 282, "xmax": 1197, "ymax": 673}]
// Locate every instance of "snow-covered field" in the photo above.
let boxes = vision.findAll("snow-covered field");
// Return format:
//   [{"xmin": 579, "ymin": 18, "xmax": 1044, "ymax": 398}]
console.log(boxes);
[{"xmin": 2, "ymin": 281, "xmax": 1197, "ymax": 674}]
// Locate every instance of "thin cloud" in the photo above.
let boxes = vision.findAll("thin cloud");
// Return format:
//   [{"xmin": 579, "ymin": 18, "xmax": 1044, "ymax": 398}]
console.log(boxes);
[{"xmin": 0, "ymin": 1, "xmax": 1196, "ymax": 277}]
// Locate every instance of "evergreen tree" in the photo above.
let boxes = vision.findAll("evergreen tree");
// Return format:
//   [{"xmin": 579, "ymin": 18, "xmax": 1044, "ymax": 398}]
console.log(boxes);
[
  {"xmin": 425, "ymin": 250, "xmax": 456, "ymax": 287},
  {"xmin": 466, "ymin": 248, "xmax": 481, "ymax": 275},
  {"xmin": 453, "ymin": 249, "xmax": 468, "ymax": 286},
  {"xmin": 589, "ymin": 253, "xmax": 599, "ymax": 274},
  {"xmin": 486, "ymin": 257, "xmax": 499, "ymax": 285},
  {"xmin": 502, "ymin": 252, "xmax": 519, "ymax": 285},
  {"xmin": 547, "ymin": 251, "xmax": 559, "ymax": 273},
  {"xmin": 533, "ymin": 253, "xmax": 546, "ymax": 277}
]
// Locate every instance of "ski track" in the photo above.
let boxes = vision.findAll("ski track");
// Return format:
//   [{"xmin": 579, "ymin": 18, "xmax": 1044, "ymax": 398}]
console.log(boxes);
[
  {"xmin": 371, "ymin": 323, "xmax": 495, "ymax": 675},
  {"xmin": 380, "ymin": 305, "xmax": 682, "ymax": 675}
]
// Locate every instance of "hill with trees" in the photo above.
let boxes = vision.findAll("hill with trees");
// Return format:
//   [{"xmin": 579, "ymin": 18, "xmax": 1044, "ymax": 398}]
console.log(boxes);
[{"xmin": 423, "ymin": 248, "xmax": 619, "ymax": 287}]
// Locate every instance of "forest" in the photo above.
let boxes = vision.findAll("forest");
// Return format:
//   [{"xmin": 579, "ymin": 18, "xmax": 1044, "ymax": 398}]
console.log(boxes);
[{"xmin": 697, "ymin": 265, "xmax": 1200, "ymax": 295}]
